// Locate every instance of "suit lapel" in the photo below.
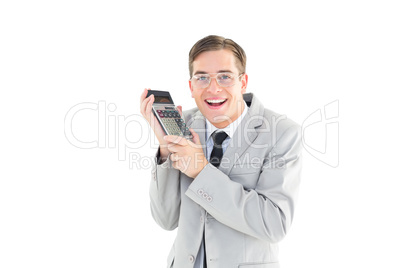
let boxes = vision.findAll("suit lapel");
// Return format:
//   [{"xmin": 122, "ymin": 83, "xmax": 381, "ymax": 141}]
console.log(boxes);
[{"xmin": 219, "ymin": 93, "xmax": 264, "ymax": 175}]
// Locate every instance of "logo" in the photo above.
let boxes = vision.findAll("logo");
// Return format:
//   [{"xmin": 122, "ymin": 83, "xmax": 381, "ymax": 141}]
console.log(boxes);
[{"xmin": 301, "ymin": 100, "xmax": 339, "ymax": 167}]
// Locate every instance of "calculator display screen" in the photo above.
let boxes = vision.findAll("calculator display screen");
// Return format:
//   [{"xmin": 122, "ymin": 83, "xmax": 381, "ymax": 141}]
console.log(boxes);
[{"xmin": 154, "ymin": 96, "xmax": 173, "ymax": 104}]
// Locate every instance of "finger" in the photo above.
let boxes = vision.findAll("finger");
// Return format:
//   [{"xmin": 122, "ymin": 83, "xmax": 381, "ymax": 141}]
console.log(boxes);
[
  {"xmin": 167, "ymin": 143, "xmax": 180, "ymax": 153},
  {"xmin": 145, "ymin": 94, "xmax": 154, "ymax": 116},
  {"xmin": 140, "ymin": 91, "xmax": 153, "ymax": 117},
  {"xmin": 140, "ymin": 88, "xmax": 149, "ymax": 105},
  {"xmin": 141, "ymin": 95, "xmax": 154, "ymax": 121},
  {"xmin": 177, "ymin": 105, "xmax": 183, "ymax": 117},
  {"xmin": 169, "ymin": 152, "xmax": 181, "ymax": 162},
  {"xmin": 189, "ymin": 128, "xmax": 201, "ymax": 145},
  {"xmin": 170, "ymin": 155, "xmax": 181, "ymax": 170},
  {"xmin": 164, "ymin": 135, "xmax": 187, "ymax": 145},
  {"xmin": 140, "ymin": 88, "xmax": 152, "ymax": 114}
]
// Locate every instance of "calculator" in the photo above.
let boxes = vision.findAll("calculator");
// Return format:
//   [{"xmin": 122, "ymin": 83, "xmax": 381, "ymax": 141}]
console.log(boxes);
[{"xmin": 146, "ymin": 90, "xmax": 193, "ymax": 139}]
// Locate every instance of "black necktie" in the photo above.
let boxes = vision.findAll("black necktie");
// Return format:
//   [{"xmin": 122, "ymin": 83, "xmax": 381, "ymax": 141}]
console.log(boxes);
[{"xmin": 209, "ymin": 131, "xmax": 228, "ymax": 168}]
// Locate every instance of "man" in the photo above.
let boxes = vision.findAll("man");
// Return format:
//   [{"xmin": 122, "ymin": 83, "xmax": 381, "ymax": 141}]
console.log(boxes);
[{"xmin": 140, "ymin": 35, "xmax": 302, "ymax": 268}]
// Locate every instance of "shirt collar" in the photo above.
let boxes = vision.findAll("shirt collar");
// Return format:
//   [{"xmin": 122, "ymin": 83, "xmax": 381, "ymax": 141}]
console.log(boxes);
[{"xmin": 206, "ymin": 100, "xmax": 249, "ymax": 140}]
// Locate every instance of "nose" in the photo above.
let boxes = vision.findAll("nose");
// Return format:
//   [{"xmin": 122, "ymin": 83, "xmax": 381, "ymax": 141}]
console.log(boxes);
[{"xmin": 206, "ymin": 77, "xmax": 222, "ymax": 94}]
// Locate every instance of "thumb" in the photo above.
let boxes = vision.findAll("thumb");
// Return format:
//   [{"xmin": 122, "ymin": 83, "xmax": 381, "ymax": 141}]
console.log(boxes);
[
  {"xmin": 177, "ymin": 105, "xmax": 183, "ymax": 117},
  {"xmin": 189, "ymin": 128, "xmax": 201, "ymax": 145}
]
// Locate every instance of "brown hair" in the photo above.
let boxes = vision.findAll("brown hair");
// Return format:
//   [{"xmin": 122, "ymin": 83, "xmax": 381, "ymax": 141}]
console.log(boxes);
[{"xmin": 188, "ymin": 35, "xmax": 247, "ymax": 77}]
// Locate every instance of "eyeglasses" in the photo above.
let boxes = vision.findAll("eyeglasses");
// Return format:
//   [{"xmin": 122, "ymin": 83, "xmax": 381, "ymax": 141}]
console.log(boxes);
[{"xmin": 190, "ymin": 72, "xmax": 243, "ymax": 89}]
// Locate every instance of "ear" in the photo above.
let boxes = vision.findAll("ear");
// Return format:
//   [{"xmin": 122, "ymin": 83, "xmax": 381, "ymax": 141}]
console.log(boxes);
[
  {"xmin": 189, "ymin": 80, "xmax": 194, "ymax": 98},
  {"xmin": 240, "ymin": 73, "xmax": 248, "ymax": 94}
]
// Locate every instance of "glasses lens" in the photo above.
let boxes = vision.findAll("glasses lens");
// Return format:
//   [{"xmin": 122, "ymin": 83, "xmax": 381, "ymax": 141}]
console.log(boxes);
[
  {"xmin": 217, "ymin": 73, "xmax": 235, "ymax": 87},
  {"xmin": 193, "ymin": 74, "xmax": 210, "ymax": 89}
]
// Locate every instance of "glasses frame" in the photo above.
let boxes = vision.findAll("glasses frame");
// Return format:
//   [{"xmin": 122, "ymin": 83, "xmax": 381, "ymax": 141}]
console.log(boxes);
[{"xmin": 190, "ymin": 72, "xmax": 244, "ymax": 89}]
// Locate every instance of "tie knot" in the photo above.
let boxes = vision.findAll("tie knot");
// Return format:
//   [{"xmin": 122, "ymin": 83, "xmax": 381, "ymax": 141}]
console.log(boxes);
[{"xmin": 211, "ymin": 131, "xmax": 228, "ymax": 146}]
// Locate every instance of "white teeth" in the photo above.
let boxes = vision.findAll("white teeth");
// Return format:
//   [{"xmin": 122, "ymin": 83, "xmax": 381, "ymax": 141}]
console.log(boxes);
[{"xmin": 206, "ymin": 99, "xmax": 226, "ymax": 104}]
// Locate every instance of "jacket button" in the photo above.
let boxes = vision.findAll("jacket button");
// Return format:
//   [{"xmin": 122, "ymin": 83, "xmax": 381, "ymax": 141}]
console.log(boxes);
[
  {"xmin": 202, "ymin": 193, "xmax": 208, "ymax": 199},
  {"xmin": 197, "ymin": 189, "xmax": 204, "ymax": 196},
  {"xmin": 188, "ymin": 255, "xmax": 195, "ymax": 263},
  {"xmin": 207, "ymin": 196, "xmax": 213, "ymax": 202}
]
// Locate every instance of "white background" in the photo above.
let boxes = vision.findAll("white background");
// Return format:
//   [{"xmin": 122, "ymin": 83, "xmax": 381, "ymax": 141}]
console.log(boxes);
[{"xmin": 1, "ymin": 0, "xmax": 401, "ymax": 267}]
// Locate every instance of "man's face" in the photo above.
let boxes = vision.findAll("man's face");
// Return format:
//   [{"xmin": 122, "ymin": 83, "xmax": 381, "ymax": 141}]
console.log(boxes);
[{"xmin": 189, "ymin": 49, "xmax": 248, "ymax": 129}]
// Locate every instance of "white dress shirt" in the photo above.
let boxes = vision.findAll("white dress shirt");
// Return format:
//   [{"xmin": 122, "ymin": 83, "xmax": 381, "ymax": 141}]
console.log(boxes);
[{"xmin": 194, "ymin": 101, "xmax": 248, "ymax": 268}]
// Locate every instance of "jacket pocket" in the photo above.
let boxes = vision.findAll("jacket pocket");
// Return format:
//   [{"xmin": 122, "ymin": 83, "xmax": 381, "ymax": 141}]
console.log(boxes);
[{"xmin": 238, "ymin": 262, "xmax": 279, "ymax": 268}]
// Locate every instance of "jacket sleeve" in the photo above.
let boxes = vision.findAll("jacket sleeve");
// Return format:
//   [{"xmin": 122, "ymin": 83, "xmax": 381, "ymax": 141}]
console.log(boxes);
[
  {"xmin": 149, "ymin": 148, "xmax": 181, "ymax": 231},
  {"xmin": 185, "ymin": 125, "xmax": 302, "ymax": 243}
]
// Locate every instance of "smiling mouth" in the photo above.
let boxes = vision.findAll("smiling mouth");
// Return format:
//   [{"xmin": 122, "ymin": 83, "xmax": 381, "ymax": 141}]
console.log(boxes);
[{"xmin": 205, "ymin": 99, "xmax": 227, "ymax": 107}]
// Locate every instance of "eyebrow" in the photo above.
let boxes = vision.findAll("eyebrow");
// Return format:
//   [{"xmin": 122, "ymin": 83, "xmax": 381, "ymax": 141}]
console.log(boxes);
[{"xmin": 193, "ymin": 70, "xmax": 234, "ymax": 75}]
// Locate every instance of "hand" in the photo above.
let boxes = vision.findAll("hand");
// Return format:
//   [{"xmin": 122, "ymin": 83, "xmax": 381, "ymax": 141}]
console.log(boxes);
[
  {"xmin": 164, "ymin": 129, "xmax": 208, "ymax": 178},
  {"xmin": 140, "ymin": 88, "xmax": 183, "ymax": 159}
]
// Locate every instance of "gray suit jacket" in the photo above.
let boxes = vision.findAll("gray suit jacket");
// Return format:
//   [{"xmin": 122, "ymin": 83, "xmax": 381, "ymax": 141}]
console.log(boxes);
[{"xmin": 150, "ymin": 93, "xmax": 302, "ymax": 268}]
